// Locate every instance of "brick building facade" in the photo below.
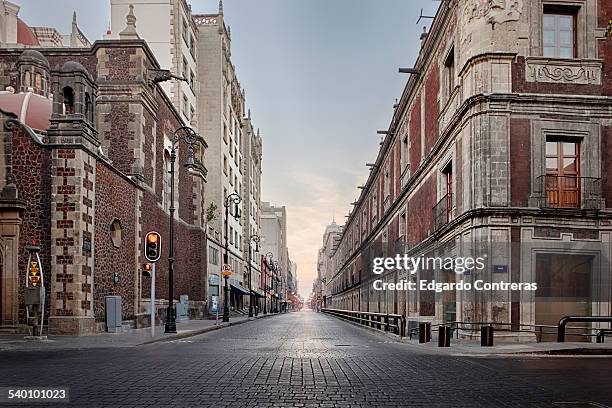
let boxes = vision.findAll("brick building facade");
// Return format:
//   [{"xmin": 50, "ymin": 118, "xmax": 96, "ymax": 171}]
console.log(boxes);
[
  {"xmin": 0, "ymin": 36, "xmax": 208, "ymax": 334},
  {"xmin": 324, "ymin": 0, "xmax": 612, "ymax": 340}
]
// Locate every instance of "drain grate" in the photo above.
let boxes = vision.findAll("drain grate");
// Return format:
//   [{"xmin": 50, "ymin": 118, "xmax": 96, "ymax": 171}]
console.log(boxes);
[{"xmin": 334, "ymin": 344, "xmax": 353, "ymax": 347}]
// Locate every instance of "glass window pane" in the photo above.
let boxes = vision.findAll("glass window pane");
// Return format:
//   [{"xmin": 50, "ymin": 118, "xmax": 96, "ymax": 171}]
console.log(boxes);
[
  {"xmin": 543, "ymin": 15, "xmax": 555, "ymax": 29},
  {"xmin": 543, "ymin": 30, "xmax": 556, "ymax": 46},
  {"xmin": 559, "ymin": 15, "xmax": 572, "ymax": 30},
  {"xmin": 546, "ymin": 142, "xmax": 558, "ymax": 155},
  {"xmin": 559, "ymin": 47, "xmax": 573, "ymax": 58},
  {"xmin": 543, "ymin": 46, "xmax": 556, "ymax": 57},
  {"xmin": 546, "ymin": 157, "xmax": 558, "ymax": 171},
  {"xmin": 563, "ymin": 158, "xmax": 576, "ymax": 173},
  {"xmin": 559, "ymin": 30, "xmax": 572, "ymax": 46},
  {"xmin": 563, "ymin": 142, "xmax": 576, "ymax": 156}
]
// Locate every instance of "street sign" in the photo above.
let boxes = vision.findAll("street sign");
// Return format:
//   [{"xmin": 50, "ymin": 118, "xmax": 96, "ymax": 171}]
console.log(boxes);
[
  {"xmin": 222, "ymin": 264, "xmax": 232, "ymax": 276},
  {"xmin": 28, "ymin": 260, "xmax": 41, "ymax": 287}
]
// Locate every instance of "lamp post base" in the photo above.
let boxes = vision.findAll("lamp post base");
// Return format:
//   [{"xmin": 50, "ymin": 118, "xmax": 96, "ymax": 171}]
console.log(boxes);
[{"xmin": 165, "ymin": 305, "xmax": 177, "ymax": 333}]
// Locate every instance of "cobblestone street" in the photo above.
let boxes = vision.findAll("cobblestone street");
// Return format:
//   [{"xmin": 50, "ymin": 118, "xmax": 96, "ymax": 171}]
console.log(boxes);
[{"xmin": 0, "ymin": 311, "xmax": 611, "ymax": 407}]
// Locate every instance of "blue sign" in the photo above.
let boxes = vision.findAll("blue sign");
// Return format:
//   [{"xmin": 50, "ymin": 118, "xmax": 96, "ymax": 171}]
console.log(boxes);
[{"xmin": 493, "ymin": 265, "xmax": 508, "ymax": 273}]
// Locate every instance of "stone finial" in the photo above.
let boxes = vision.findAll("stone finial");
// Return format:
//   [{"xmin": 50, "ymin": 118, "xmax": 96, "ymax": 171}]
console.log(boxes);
[
  {"xmin": 72, "ymin": 11, "xmax": 77, "ymax": 28},
  {"xmin": 248, "ymin": 109, "xmax": 251, "ymax": 120},
  {"xmin": 218, "ymin": 0, "xmax": 223, "ymax": 15},
  {"xmin": 119, "ymin": 4, "xmax": 140, "ymax": 40}
]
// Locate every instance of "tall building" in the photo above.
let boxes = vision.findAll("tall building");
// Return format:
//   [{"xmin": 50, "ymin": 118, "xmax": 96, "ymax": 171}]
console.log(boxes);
[
  {"xmin": 314, "ymin": 221, "xmax": 342, "ymax": 308},
  {"xmin": 0, "ymin": 1, "xmax": 90, "ymax": 48},
  {"xmin": 110, "ymin": 0, "xmax": 199, "ymax": 130},
  {"xmin": 260, "ymin": 202, "xmax": 291, "ymax": 312},
  {"xmin": 325, "ymin": 0, "xmax": 611, "ymax": 340},
  {"xmin": 241, "ymin": 111, "xmax": 263, "ymax": 298}
]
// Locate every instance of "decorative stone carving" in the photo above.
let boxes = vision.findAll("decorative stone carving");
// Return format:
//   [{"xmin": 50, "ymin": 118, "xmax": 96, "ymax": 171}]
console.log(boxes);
[
  {"xmin": 463, "ymin": 0, "xmax": 523, "ymax": 25},
  {"xmin": 525, "ymin": 57, "xmax": 602, "ymax": 85}
]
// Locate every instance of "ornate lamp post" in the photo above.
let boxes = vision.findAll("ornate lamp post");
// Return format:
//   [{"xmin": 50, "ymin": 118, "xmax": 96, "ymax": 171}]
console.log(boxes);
[
  {"xmin": 264, "ymin": 252, "xmax": 273, "ymax": 314},
  {"xmin": 247, "ymin": 235, "xmax": 260, "ymax": 317},
  {"xmin": 223, "ymin": 192, "xmax": 242, "ymax": 323},
  {"xmin": 273, "ymin": 261, "xmax": 279, "ymax": 313},
  {"xmin": 165, "ymin": 126, "xmax": 202, "ymax": 334}
]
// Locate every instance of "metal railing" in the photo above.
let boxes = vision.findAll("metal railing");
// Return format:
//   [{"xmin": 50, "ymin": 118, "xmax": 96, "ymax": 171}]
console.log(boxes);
[
  {"xmin": 322, "ymin": 308, "xmax": 406, "ymax": 337},
  {"xmin": 408, "ymin": 319, "xmax": 612, "ymax": 343},
  {"xmin": 432, "ymin": 193, "xmax": 452, "ymax": 232},
  {"xmin": 557, "ymin": 315, "xmax": 612, "ymax": 342},
  {"xmin": 535, "ymin": 175, "xmax": 601, "ymax": 209}
]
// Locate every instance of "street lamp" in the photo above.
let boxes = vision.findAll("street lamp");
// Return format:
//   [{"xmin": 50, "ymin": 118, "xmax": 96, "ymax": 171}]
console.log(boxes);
[
  {"xmin": 223, "ymin": 192, "xmax": 242, "ymax": 323},
  {"xmin": 165, "ymin": 126, "xmax": 202, "ymax": 334},
  {"xmin": 273, "ymin": 261, "xmax": 279, "ymax": 313},
  {"xmin": 247, "ymin": 234, "xmax": 260, "ymax": 317},
  {"xmin": 264, "ymin": 252, "xmax": 273, "ymax": 314}
]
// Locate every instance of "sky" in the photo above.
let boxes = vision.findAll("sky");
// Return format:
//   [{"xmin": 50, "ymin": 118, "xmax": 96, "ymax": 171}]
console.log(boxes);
[{"xmin": 16, "ymin": 0, "xmax": 439, "ymax": 299}]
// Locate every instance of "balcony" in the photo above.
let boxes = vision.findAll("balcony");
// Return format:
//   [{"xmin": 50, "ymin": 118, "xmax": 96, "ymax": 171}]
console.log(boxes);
[
  {"xmin": 432, "ymin": 193, "xmax": 452, "ymax": 232},
  {"xmin": 534, "ymin": 175, "xmax": 602, "ymax": 210}
]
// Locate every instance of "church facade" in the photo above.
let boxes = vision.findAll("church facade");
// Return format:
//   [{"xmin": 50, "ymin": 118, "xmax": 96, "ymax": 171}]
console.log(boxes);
[{"xmin": 0, "ymin": 37, "xmax": 209, "ymax": 334}]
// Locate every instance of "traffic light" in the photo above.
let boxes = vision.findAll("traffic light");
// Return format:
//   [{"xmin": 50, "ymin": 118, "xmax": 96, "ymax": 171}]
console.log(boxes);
[
  {"xmin": 142, "ymin": 263, "xmax": 152, "ymax": 277},
  {"xmin": 144, "ymin": 231, "xmax": 161, "ymax": 262}
]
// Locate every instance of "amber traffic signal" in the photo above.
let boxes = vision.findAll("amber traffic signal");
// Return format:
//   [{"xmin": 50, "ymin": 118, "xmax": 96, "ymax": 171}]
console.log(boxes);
[
  {"xmin": 142, "ymin": 263, "xmax": 153, "ymax": 277},
  {"xmin": 144, "ymin": 231, "xmax": 162, "ymax": 262}
]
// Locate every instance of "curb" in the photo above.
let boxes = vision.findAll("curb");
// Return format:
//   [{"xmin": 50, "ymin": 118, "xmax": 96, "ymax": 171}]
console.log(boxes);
[{"xmin": 141, "ymin": 312, "xmax": 281, "ymax": 345}]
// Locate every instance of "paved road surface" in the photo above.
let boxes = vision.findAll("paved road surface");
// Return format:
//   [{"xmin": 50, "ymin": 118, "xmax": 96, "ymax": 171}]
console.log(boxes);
[{"xmin": 0, "ymin": 311, "xmax": 610, "ymax": 407}]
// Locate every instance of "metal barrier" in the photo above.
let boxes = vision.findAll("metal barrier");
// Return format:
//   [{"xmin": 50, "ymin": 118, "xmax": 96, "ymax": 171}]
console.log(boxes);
[
  {"xmin": 408, "ymin": 319, "xmax": 612, "ymax": 344},
  {"xmin": 557, "ymin": 316, "xmax": 612, "ymax": 342},
  {"xmin": 321, "ymin": 308, "xmax": 406, "ymax": 337},
  {"xmin": 596, "ymin": 329, "xmax": 612, "ymax": 344}
]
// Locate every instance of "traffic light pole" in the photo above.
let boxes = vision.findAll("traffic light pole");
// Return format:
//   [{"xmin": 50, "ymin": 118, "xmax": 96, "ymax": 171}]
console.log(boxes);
[{"xmin": 151, "ymin": 262, "xmax": 156, "ymax": 337}]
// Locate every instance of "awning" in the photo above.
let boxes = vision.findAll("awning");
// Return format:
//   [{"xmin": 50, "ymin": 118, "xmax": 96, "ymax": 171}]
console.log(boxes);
[
  {"xmin": 251, "ymin": 290, "xmax": 265, "ymax": 298},
  {"xmin": 230, "ymin": 283, "xmax": 250, "ymax": 296}
]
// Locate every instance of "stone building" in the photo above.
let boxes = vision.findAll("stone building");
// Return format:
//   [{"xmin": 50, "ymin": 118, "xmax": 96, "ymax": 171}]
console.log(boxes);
[
  {"xmin": 315, "ymin": 221, "xmax": 342, "ymax": 308},
  {"xmin": 0, "ymin": 16, "xmax": 208, "ymax": 334},
  {"xmin": 326, "ymin": 0, "xmax": 612, "ymax": 341},
  {"xmin": 194, "ymin": 3, "xmax": 261, "ymax": 312},
  {"xmin": 260, "ymin": 202, "xmax": 291, "ymax": 312},
  {"xmin": 110, "ymin": 0, "xmax": 199, "ymax": 130}
]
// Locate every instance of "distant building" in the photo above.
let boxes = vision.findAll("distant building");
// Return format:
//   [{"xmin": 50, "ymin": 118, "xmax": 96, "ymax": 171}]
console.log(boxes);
[{"xmin": 0, "ymin": 1, "xmax": 90, "ymax": 48}]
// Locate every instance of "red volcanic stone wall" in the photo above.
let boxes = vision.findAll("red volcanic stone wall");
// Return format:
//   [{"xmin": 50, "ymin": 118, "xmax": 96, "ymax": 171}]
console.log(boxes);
[
  {"xmin": 11, "ymin": 126, "xmax": 52, "ymax": 324},
  {"xmin": 93, "ymin": 162, "xmax": 137, "ymax": 321},
  {"xmin": 407, "ymin": 175, "xmax": 436, "ymax": 247},
  {"xmin": 102, "ymin": 102, "xmax": 136, "ymax": 175},
  {"xmin": 510, "ymin": 119, "xmax": 531, "ymax": 207}
]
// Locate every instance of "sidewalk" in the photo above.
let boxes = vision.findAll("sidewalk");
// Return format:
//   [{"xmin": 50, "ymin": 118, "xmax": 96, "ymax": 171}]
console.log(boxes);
[{"xmin": 0, "ymin": 313, "xmax": 280, "ymax": 352}]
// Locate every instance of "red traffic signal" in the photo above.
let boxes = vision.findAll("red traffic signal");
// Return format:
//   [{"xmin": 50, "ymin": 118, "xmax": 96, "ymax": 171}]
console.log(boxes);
[
  {"xmin": 144, "ymin": 231, "xmax": 161, "ymax": 262},
  {"xmin": 142, "ymin": 263, "xmax": 152, "ymax": 277}
]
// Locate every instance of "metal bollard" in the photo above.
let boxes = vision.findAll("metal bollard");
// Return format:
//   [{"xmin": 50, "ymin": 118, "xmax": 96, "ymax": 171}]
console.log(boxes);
[
  {"xmin": 438, "ymin": 326, "xmax": 451, "ymax": 347},
  {"xmin": 481, "ymin": 325, "xmax": 494, "ymax": 347},
  {"xmin": 419, "ymin": 322, "xmax": 431, "ymax": 343}
]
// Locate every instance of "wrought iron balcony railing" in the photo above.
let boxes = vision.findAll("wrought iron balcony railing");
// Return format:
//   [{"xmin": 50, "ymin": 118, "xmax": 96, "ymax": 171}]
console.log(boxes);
[
  {"xmin": 432, "ymin": 193, "xmax": 452, "ymax": 232},
  {"xmin": 535, "ymin": 175, "xmax": 602, "ymax": 209}
]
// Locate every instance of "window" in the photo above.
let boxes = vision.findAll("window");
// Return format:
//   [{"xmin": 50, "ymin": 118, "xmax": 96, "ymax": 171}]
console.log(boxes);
[
  {"xmin": 208, "ymin": 246, "xmax": 219, "ymax": 265},
  {"xmin": 229, "ymin": 227, "xmax": 234, "ymax": 244},
  {"xmin": 190, "ymin": 70, "xmax": 195, "ymax": 91},
  {"xmin": 399, "ymin": 211, "xmax": 406, "ymax": 239},
  {"xmin": 110, "ymin": 219, "xmax": 123, "ymax": 248},
  {"xmin": 223, "ymin": 155, "xmax": 228, "ymax": 175},
  {"xmin": 190, "ymin": 105, "xmax": 195, "ymax": 123},
  {"xmin": 182, "ymin": 17, "xmax": 188, "ymax": 42},
  {"xmin": 444, "ymin": 47, "xmax": 455, "ymax": 99},
  {"xmin": 442, "ymin": 161, "xmax": 453, "ymax": 220},
  {"xmin": 223, "ymin": 123, "xmax": 228, "ymax": 144},
  {"xmin": 545, "ymin": 139, "xmax": 580, "ymax": 208},
  {"xmin": 543, "ymin": 7, "xmax": 577, "ymax": 58},
  {"xmin": 182, "ymin": 95, "xmax": 189, "ymax": 119},
  {"xmin": 183, "ymin": 57, "xmax": 188, "ymax": 77},
  {"xmin": 62, "ymin": 86, "xmax": 74, "ymax": 114},
  {"xmin": 229, "ymin": 168, "xmax": 234, "ymax": 185}
]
